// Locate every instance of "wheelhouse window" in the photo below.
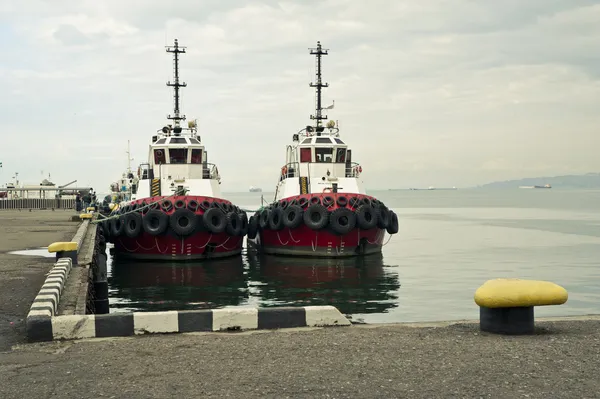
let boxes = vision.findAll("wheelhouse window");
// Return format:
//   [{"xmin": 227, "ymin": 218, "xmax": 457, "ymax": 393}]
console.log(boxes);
[
  {"xmin": 191, "ymin": 149, "xmax": 202, "ymax": 164},
  {"xmin": 316, "ymin": 138, "xmax": 332, "ymax": 143},
  {"xmin": 154, "ymin": 149, "xmax": 166, "ymax": 164},
  {"xmin": 300, "ymin": 148, "xmax": 312, "ymax": 162},
  {"xmin": 335, "ymin": 148, "xmax": 346, "ymax": 163},
  {"xmin": 169, "ymin": 148, "xmax": 188, "ymax": 164},
  {"xmin": 315, "ymin": 148, "xmax": 333, "ymax": 163}
]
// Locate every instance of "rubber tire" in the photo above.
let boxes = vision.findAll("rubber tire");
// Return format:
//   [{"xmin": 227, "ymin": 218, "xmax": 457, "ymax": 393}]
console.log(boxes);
[
  {"xmin": 309, "ymin": 196, "xmax": 321, "ymax": 206},
  {"xmin": 349, "ymin": 197, "xmax": 360, "ymax": 208},
  {"xmin": 268, "ymin": 207, "xmax": 284, "ymax": 231},
  {"xmin": 124, "ymin": 212, "xmax": 143, "ymax": 238},
  {"xmin": 225, "ymin": 212, "xmax": 242, "ymax": 236},
  {"xmin": 259, "ymin": 209, "xmax": 270, "ymax": 230},
  {"xmin": 336, "ymin": 196, "xmax": 348, "ymax": 207},
  {"xmin": 110, "ymin": 216, "xmax": 125, "ymax": 237},
  {"xmin": 174, "ymin": 199, "xmax": 186, "ymax": 209},
  {"xmin": 170, "ymin": 208, "xmax": 197, "ymax": 237},
  {"xmin": 142, "ymin": 210, "xmax": 169, "ymax": 236},
  {"xmin": 239, "ymin": 212, "xmax": 249, "ymax": 236},
  {"xmin": 161, "ymin": 199, "xmax": 173, "ymax": 212},
  {"xmin": 322, "ymin": 196, "xmax": 334, "ymax": 208},
  {"xmin": 282, "ymin": 205, "xmax": 303, "ymax": 229},
  {"xmin": 247, "ymin": 215, "xmax": 258, "ymax": 239},
  {"xmin": 329, "ymin": 207, "xmax": 357, "ymax": 236},
  {"xmin": 200, "ymin": 200, "xmax": 211, "ymax": 211},
  {"xmin": 386, "ymin": 211, "xmax": 399, "ymax": 234},
  {"xmin": 188, "ymin": 199, "xmax": 199, "ymax": 212},
  {"xmin": 303, "ymin": 204, "xmax": 329, "ymax": 230},
  {"xmin": 377, "ymin": 206, "xmax": 390, "ymax": 229},
  {"xmin": 360, "ymin": 197, "xmax": 372, "ymax": 207},
  {"xmin": 203, "ymin": 207, "xmax": 227, "ymax": 234},
  {"xmin": 355, "ymin": 205, "xmax": 378, "ymax": 230},
  {"xmin": 279, "ymin": 199, "xmax": 289, "ymax": 210},
  {"xmin": 298, "ymin": 197, "xmax": 309, "ymax": 209}
]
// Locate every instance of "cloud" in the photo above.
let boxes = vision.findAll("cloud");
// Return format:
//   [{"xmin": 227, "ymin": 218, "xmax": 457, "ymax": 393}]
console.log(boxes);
[{"xmin": 0, "ymin": 0, "xmax": 599, "ymax": 192}]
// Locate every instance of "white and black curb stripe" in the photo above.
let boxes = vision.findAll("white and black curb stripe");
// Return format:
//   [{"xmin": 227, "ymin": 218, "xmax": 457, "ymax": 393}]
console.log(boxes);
[
  {"xmin": 27, "ymin": 258, "xmax": 72, "ymax": 318},
  {"xmin": 27, "ymin": 305, "xmax": 351, "ymax": 342}
]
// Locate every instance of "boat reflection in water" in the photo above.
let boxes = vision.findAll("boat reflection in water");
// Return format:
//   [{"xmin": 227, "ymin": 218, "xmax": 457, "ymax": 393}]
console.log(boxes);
[
  {"xmin": 109, "ymin": 256, "xmax": 247, "ymax": 312},
  {"xmin": 246, "ymin": 253, "xmax": 401, "ymax": 322}
]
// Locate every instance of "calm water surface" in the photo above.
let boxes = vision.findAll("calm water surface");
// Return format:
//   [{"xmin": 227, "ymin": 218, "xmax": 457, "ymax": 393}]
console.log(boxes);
[{"xmin": 107, "ymin": 189, "xmax": 600, "ymax": 323}]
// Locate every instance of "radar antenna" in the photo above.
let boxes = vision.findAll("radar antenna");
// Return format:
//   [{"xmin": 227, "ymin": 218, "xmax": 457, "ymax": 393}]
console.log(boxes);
[{"xmin": 165, "ymin": 39, "xmax": 187, "ymax": 125}]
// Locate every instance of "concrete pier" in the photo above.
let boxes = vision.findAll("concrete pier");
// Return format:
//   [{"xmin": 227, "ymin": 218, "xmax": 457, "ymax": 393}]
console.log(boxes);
[
  {"xmin": 1, "ymin": 318, "xmax": 599, "ymax": 398},
  {"xmin": 0, "ymin": 210, "xmax": 78, "ymax": 351}
]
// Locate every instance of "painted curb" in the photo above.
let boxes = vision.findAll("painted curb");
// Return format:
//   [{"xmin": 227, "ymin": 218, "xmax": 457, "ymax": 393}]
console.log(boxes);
[
  {"xmin": 72, "ymin": 219, "xmax": 90, "ymax": 254},
  {"xmin": 27, "ymin": 306, "xmax": 351, "ymax": 342},
  {"xmin": 26, "ymin": 258, "xmax": 73, "ymax": 342}
]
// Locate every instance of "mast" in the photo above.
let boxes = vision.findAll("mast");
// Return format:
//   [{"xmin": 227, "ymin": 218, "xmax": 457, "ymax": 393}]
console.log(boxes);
[
  {"xmin": 309, "ymin": 41, "xmax": 329, "ymax": 127},
  {"xmin": 126, "ymin": 140, "xmax": 133, "ymax": 173},
  {"xmin": 166, "ymin": 39, "xmax": 187, "ymax": 126}
]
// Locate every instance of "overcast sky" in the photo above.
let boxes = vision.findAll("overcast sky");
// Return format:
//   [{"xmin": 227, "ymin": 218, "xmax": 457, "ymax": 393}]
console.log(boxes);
[{"xmin": 1, "ymin": 0, "xmax": 599, "ymax": 192}]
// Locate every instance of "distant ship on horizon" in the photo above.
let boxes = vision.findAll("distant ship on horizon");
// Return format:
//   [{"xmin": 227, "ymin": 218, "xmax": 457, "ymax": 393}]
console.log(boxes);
[
  {"xmin": 409, "ymin": 186, "xmax": 457, "ymax": 191},
  {"xmin": 519, "ymin": 184, "xmax": 552, "ymax": 189},
  {"xmin": 249, "ymin": 186, "xmax": 262, "ymax": 192}
]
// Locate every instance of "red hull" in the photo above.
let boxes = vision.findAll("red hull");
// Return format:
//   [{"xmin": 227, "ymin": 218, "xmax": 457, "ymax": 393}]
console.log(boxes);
[
  {"xmin": 109, "ymin": 195, "xmax": 244, "ymax": 261},
  {"xmin": 114, "ymin": 232, "xmax": 243, "ymax": 260},
  {"xmin": 249, "ymin": 193, "xmax": 391, "ymax": 258},
  {"xmin": 252, "ymin": 225, "xmax": 384, "ymax": 257}
]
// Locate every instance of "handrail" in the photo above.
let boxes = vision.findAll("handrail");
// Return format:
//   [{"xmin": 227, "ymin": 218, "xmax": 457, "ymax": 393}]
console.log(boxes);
[
  {"xmin": 203, "ymin": 162, "xmax": 220, "ymax": 181},
  {"xmin": 279, "ymin": 162, "xmax": 300, "ymax": 179},
  {"xmin": 345, "ymin": 162, "xmax": 362, "ymax": 178}
]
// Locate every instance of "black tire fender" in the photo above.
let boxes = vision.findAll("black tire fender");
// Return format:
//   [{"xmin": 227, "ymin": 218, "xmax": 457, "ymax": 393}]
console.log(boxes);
[
  {"xmin": 174, "ymin": 199, "xmax": 186, "ymax": 209},
  {"xmin": 298, "ymin": 197, "xmax": 309, "ymax": 209},
  {"xmin": 110, "ymin": 215, "xmax": 125, "ymax": 237},
  {"xmin": 187, "ymin": 199, "xmax": 199, "ymax": 212},
  {"xmin": 124, "ymin": 212, "xmax": 143, "ymax": 238},
  {"xmin": 259, "ymin": 209, "xmax": 270, "ymax": 230},
  {"xmin": 322, "ymin": 196, "xmax": 334, "ymax": 208},
  {"xmin": 303, "ymin": 204, "xmax": 329, "ymax": 230},
  {"xmin": 247, "ymin": 215, "xmax": 258, "ymax": 239},
  {"xmin": 199, "ymin": 200, "xmax": 211, "ymax": 211},
  {"xmin": 329, "ymin": 207, "xmax": 357, "ymax": 235},
  {"xmin": 336, "ymin": 195, "xmax": 348, "ymax": 208},
  {"xmin": 225, "ymin": 212, "xmax": 242, "ymax": 236},
  {"xmin": 161, "ymin": 200, "xmax": 173, "ymax": 212},
  {"xmin": 282, "ymin": 205, "xmax": 303, "ymax": 229},
  {"xmin": 386, "ymin": 211, "xmax": 399, "ymax": 235},
  {"xmin": 355, "ymin": 205, "xmax": 378, "ymax": 230},
  {"xmin": 170, "ymin": 208, "xmax": 197, "ymax": 236},
  {"xmin": 239, "ymin": 212, "xmax": 249, "ymax": 236},
  {"xmin": 203, "ymin": 207, "xmax": 227, "ymax": 234},
  {"xmin": 377, "ymin": 206, "xmax": 390, "ymax": 229},
  {"xmin": 142, "ymin": 210, "xmax": 169, "ymax": 236},
  {"xmin": 268, "ymin": 207, "xmax": 284, "ymax": 231}
]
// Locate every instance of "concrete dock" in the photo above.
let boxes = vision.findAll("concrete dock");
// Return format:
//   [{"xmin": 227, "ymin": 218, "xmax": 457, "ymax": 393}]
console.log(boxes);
[
  {"xmin": 1, "ymin": 212, "xmax": 599, "ymax": 398},
  {"xmin": 0, "ymin": 210, "xmax": 78, "ymax": 351}
]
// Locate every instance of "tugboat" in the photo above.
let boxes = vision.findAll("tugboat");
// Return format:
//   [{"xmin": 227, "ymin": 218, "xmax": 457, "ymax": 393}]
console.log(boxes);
[
  {"xmin": 103, "ymin": 39, "xmax": 247, "ymax": 260},
  {"xmin": 247, "ymin": 41, "xmax": 399, "ymax": 257},
  {"xmin": 106, "ymin": 141, "xmax": 138, "ymax": 209}
]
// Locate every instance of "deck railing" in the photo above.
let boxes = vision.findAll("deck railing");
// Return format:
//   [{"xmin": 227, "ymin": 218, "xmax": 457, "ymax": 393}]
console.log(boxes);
[
  {"xmin": 0, "ymin": 198, "xmax": 75, "ymax": 210},
  {"xmin": 345, "ymin": 162, "xmax": 362, "ymax": 178}
]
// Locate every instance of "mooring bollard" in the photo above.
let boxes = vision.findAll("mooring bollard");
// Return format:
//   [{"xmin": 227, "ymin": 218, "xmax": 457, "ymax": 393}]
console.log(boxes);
[
  {"xmin": 47, "ymin": 242, "xmax": 78, "ymax": 265},
  {"xmin": 474, "ymin": 278, "xmax": 568, "ymax": 335}
]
